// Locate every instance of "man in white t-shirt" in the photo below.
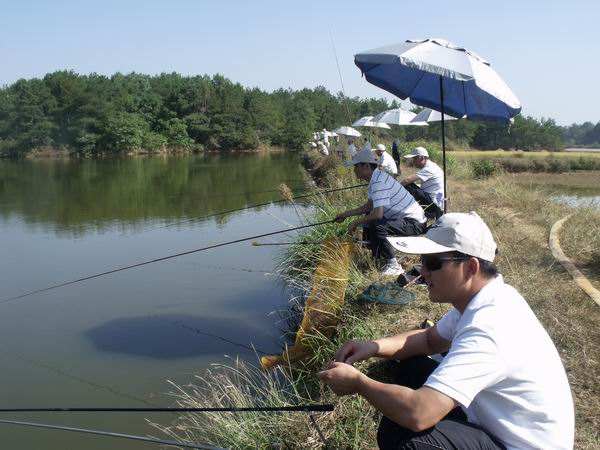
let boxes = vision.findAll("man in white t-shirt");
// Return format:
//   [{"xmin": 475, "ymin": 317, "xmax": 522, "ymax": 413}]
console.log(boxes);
[
  {"xmin": 336, "ymin": 147, "xmax": 426, "ymax": 276},
  {"xmin": 374, "ymin": 143, "xmax": 398, "ymax": 176},
  {"xmin": 347, "ymin": 137, "xmax": 357, "ymax": 158},
  {"xmin": 401, "ymin": 146, "xmax": 444, "ymax": 219},
  {"xmin": 319, "ymin": 212, "xmax": 574, "ymax": 450}
]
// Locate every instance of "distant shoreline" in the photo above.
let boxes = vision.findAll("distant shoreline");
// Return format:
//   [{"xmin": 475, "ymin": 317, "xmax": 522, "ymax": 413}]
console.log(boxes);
[
  {"xmin": 564, "ymin": 147, "xmax": 600, "ymax": 153},
  {"xmin": 1, "ymin": 145, "xmax": 290, "ymax": 160}
]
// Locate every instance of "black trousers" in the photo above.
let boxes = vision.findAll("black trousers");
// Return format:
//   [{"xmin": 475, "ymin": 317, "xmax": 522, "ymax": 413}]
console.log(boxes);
[
  {"xmin": 377, "ymin": 356, "xmax": 506, "ymax": 450},
  {"xmin": 363, "ymin": 217, "xmax": 426, "ymax": 261},
  {"xmin": 404, "ymin": 184, "xmax": 444, "ymax": 220}
]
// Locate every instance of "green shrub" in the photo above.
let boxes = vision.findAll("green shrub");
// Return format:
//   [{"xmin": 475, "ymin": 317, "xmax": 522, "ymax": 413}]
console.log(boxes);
[
  {"xmin": 470, "ymin": 159, "xmax": 499, "ymax": 178},
  {"xmin": 546, "ymin": 157, "xmax": 570, "ymax": 173}
]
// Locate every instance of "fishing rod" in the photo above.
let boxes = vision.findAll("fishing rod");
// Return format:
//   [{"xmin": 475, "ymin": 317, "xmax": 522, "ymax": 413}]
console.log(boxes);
[
  {"xmin": 157, "ymin": 182, "xmax": 367, "ymax": 230},
  {"xmin": 252, "ymin": 240, "xmax": 368, "ymax": 247},
  {"xmin": 0, "ymin": 419, "xmax": 222, "ymax": 450},
  {"xmin": 0, "ymin": 405, "xmax": 334, "ymax": 413},
  {"xmin": 329, "ymin": 27, "xmax": 352, "ymax": 123},
  {"xmin": 1, "ymin": 219, "xmax": 337, "ymax": 303}
]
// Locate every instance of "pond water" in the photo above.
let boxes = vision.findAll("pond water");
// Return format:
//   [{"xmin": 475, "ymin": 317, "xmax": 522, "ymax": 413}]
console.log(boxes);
[{"xmin": 0, "ymin": 152, "xmax": 308, "ymax": 449}]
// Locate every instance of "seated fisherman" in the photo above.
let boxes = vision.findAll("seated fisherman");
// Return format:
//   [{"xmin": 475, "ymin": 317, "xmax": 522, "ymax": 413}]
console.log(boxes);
[
  {"xmin": 374, "ymin": 143, "xmax": 398, "ymax": 176},
  {"xmin": 336, "ymin": 147, "xmax": 426, "ymax": 276},
  {"xmin": 401, "ymin": 146, "xmax": 444, "ymax": 219},
  {"xmin": 319, "ymin": 212, "xmax": 574, "ymax": 450}
]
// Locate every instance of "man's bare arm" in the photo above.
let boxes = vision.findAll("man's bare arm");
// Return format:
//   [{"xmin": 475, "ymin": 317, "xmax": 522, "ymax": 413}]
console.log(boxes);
[
  {"xmin": 374, "ymin": 327, "xmax": 450, "ymax": 360},
  {"xmin": 401, "ymin": 174, "xmax": 420, "ymax": 186},
  {"xmin": 358, "ymin": 379, "xmax": 456, "ymax": 431}
]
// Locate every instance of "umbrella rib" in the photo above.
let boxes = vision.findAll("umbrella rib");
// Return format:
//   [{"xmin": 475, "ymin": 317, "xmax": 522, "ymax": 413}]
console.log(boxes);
[
  {"xmin": 409, "ymin": 71, "xmax": 429, "ymax": 105},
  {"xmin": 462, "ymin": 81, "xmax": 468, "ymax": 117}
]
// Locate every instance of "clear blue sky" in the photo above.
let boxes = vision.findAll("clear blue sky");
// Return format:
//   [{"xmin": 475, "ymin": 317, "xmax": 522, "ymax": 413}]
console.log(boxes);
[{"xmin": 2, "ymin": 0, "xmax": 598, "ymax": 125}]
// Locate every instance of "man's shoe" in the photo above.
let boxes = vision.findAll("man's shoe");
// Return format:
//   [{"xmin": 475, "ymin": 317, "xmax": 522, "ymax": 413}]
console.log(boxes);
[{"xmin": 381, "ymin": 261, "xmax": 404, "ymax": 277}]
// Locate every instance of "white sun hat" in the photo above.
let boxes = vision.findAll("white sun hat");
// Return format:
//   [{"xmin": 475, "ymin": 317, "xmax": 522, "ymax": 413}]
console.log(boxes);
[
  {"xmin": 387, "ymin": 212, "xmax": 497, "ymax": 262},
  {"xmin": 403, "ymin": 146, "xmax": 429, "ymax": 158},
  {"xmin": 375, "ymin": 143, "xmax": 386, "ymax": 152}
]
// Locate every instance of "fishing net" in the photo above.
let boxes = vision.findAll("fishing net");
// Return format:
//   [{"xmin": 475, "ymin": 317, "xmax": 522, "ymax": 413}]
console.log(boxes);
[
  {"xmin": 358, "ymin": 281, "xmax": 417, "ymax": 305},
  {"xmin": 261, "ymin": 238, "xmax": 354, "ymax": 370}
]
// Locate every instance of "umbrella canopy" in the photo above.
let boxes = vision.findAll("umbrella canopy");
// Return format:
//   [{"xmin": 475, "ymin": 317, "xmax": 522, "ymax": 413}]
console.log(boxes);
[
  {"xmin": 333, "ymin": 126, "xmax": 362, "ymax": 137},
  {"xmin": 352, "ymin": 116, "xmax": 391, "ymax": 129},
  {"xmin": 354, "ymin": 38, "xmax": 521, "ymax": 122},
  {"xmin": 410, "ymin": 108, "xmax": 460, "ymax": 125},
  {"xmin": 373, "ymin": 108, "xmax": 422, "ymax": 126},
  {"xmin": 354, "ymin": 38, "xmax": 522, "ymax": 212}
]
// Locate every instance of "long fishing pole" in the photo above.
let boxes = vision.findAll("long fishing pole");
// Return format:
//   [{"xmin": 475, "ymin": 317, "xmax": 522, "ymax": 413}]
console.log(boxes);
[
  {"xmin": 0, "ymin": 419, "xmax": 222, "ymax": 450},
  {"xmin": 0, "ymin": 405, "xmax": 334, "ymax": 413},
  {"xmin": 1, "ymin": 219, "xmax": 337, "ymax": 303},
  {"xmin": 158, "ymin": 182, "xmax": 367, "ymax": 230}
]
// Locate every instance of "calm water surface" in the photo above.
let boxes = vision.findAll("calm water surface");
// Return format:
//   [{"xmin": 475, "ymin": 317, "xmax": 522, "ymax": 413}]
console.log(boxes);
[{"xmin": 0, "ymin": 152, "xmax": 307, "ymax": 449}]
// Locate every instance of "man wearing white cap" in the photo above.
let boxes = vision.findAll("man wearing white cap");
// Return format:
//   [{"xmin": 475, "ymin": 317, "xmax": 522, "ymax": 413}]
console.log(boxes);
[
  {"xmin": 401, "ymin": 146, "xmax": 444, "ymax": 219},
  {"xmin": 374, "ymin": 143, "xmax": 398, "ymax": 176},
  {"xmin": 319, "ymin": 212, "xmax": 574, "ymax": 450},
  {"xmin": 337, "ymin": 147, "xmax": 426, "ymax": 276}
]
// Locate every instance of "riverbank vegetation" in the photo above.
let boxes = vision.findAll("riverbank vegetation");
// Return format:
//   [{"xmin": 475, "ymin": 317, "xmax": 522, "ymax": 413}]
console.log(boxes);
[
  {"xmin": 154, "ymin": 154, "xmax": 599, "ymax": 449},
  {"xmin": 2, "ymin": 70, "xmax": 597, "ymax": 158}
]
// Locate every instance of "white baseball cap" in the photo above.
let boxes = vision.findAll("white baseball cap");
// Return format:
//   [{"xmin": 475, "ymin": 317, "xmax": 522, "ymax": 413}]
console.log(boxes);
[
  {"xmin": 375, "ymin": 144, "xmax": 386, "ymax": 152},
  {"xmin": 403, "ymin": 146, "xmax": 429, "ymax": 158},
  {"xmin": 387, "ymin": 212, "xmax": 497, "ymax": 262},
  {"xmin": 344, "ymin": 146, "xmax": 378, "ymax": 167}
]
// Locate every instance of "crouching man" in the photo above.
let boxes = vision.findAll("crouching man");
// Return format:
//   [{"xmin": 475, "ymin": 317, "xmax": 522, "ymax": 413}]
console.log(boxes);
[
  {"xmin": 319, "ymin": 212, "xmax": 574, "ymax": 449},
  {"xmin": 336, "ymin": 147, "xmax": 426, "ymax": 277}
]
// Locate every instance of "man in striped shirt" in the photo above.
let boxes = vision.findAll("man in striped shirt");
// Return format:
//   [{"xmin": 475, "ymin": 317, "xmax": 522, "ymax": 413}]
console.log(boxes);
[
  {"xmin": 401, "ymin": 146, "xmax": 445, "ymax": 219},
  {"xmin": 337, "ymin": 148, "xmax": 427, "ymax": 276}
]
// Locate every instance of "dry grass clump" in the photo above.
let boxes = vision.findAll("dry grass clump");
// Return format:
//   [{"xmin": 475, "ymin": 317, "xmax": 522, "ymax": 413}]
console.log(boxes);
[
  {"xmin": 149, "ymin": 360, "xmax": 323, "ymax": 449},
  {"xmin": 559, "ymin": 209, "xmax": 600, "ymax": 283}
]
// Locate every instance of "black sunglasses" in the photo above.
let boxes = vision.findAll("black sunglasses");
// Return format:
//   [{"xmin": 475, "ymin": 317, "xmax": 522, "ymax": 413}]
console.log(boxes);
[{"xmin": 420, "ymin": 255, "xmax": 470, "ymax": 272}]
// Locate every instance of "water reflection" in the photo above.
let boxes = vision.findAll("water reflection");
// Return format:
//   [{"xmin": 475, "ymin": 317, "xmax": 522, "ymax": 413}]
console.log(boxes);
[
  {"xmin": 0, "ymin": 152, "xmax": 305, "ymax": 237},
  {"xmin": 552, "ymin": 195, "xmax": 600, "ymax": 209}
]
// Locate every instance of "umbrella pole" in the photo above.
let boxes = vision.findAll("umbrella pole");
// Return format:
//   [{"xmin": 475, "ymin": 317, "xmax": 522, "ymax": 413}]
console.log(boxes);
[{"xmin": 439, "ymin": 76, "xmax": 447, "ymax": 213}]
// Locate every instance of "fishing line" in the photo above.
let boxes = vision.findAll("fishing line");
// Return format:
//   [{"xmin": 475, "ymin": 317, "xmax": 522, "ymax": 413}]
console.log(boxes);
[
  {"xmin": 156, "ymin": 183, "xmax": 367, "ymax": 230},
  {"xmin": 329, "ymin": 27, "xmax": 352, "ymax": 123},
  {"xmin": 0, "ymin": 348, "xmax": 156, "ymax": 407},
  {"xmin": 1, "ymin": 219, "xmax": 337, "ymax": 303},
  {"xmin": 170, "ymin": 319, "xmax": 270, "ymax": 355},
  {"xmin": 0, "ymin": 419, "xmax": 222, "ymax": 450}
]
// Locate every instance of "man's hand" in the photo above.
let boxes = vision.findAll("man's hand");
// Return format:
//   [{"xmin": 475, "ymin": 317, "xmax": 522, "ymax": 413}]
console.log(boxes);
[
  {"xmin": 318, "ymin": 362, "xmax": 365, "ymax": 396},
  {"xmin": 334, "ymin": 212, "xmax": 347, "ymax": 223},
  {"xmin": 335, "ymin": 340, "xmax": 378, "ymax": 364}
]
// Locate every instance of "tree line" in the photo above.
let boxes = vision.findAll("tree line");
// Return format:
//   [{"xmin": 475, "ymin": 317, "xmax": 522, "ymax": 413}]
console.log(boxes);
[{"xmin": 0, "ymin": 70, "xmax": 594, "ymax": 157}]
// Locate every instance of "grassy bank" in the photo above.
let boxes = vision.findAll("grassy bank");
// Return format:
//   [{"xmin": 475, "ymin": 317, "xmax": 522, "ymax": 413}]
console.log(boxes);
[{"xmin": 154, "ymin": 152, "xmax": 599, "ymax": 449}]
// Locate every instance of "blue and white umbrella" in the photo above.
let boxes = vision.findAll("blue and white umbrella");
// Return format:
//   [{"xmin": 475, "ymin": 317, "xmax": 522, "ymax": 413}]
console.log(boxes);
[
  {"xmin": 410, "ymin": 108, "xmax": 461, "ymax": 125},
  {"xmin": 373, "ymin": 108, "xmax": 425, "ymax": 126},
  {"xmin": 355, "ymin": 38, "xmax": 522, "ymax": 211},
  {"xmin": 352, "ymin": 116, "xmax": 391, "ymax": 129}
]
